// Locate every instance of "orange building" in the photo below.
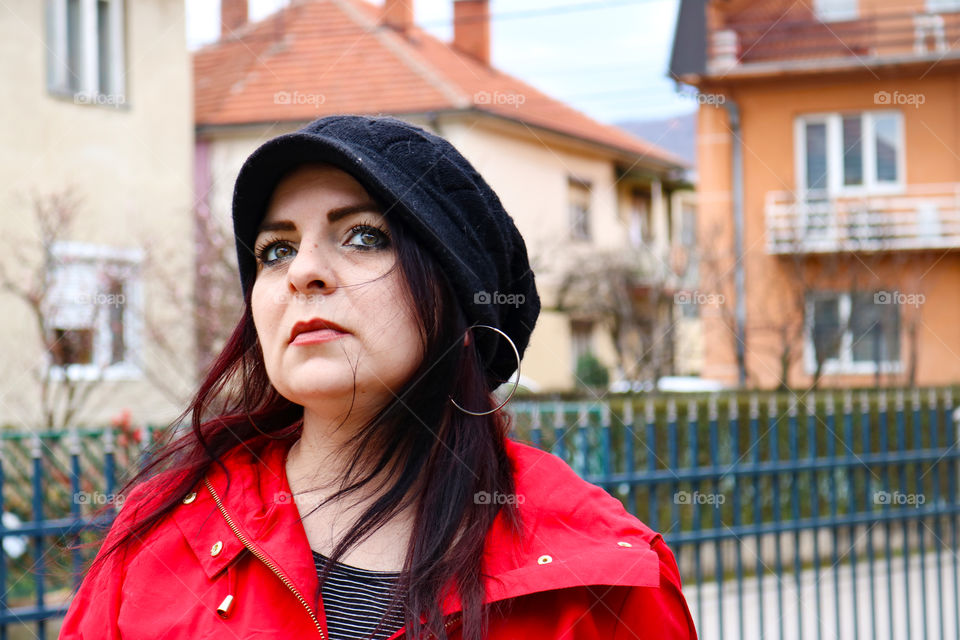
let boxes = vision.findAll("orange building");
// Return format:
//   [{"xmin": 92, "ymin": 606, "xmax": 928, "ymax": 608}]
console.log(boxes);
[{"xmin": 670, "ymin": 0, "xmax": 960, "ymax": 388}]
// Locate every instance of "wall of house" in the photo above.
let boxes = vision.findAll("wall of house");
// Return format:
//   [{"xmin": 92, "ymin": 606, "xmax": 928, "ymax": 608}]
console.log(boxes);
[
  {"xmin": 697, "ymin": 68, "xmax": 960, "ymax": 388},
  {"xmin": 0, "ymin": 0, "xmax": 194, "ymax": 428}
]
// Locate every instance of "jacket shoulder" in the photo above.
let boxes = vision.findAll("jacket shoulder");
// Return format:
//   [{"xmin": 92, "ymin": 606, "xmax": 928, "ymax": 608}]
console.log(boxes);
[{"xmin": 504, "ymin": 437, "xmax": 663, "ymax": 547}]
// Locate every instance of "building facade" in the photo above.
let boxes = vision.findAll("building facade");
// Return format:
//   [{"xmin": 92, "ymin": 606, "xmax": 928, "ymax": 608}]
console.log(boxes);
[
  {"xmin": 672, "ymin": 0, "xmax": 960, "ymax": 388},
  {"xmin": 0, "ymin": 0, "xmax": 195, "ymax": 428}
]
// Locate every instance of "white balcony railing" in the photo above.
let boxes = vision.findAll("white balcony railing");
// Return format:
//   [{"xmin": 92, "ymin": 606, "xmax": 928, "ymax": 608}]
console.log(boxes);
[{"xmin": 765, "ymin": 183, "xmax": 960, "ymax": 254}]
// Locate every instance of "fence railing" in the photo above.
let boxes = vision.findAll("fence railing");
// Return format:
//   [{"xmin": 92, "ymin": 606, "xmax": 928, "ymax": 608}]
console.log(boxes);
[
  {"xmin": 0, "ymin": 425, "xmax": 161, "ymax": 639},
  {"xmin": 506, "ymin": 389, "xmax": 960, "ymax": 640},
  {"xmin": 3, "ymin": 388, "xmax": 959, "ymax": 639}
]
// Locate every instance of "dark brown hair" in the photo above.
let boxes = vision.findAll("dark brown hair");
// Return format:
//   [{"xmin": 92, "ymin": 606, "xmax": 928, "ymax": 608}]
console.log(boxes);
[{"xmin": 78, "ymin": 194, "xmax": 523, "ymax": 640}]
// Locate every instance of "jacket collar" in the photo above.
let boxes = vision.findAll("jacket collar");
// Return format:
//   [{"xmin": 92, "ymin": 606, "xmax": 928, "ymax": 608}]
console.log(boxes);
[{"xmin": 173, "ymin": 435, "xmax": 662, "ymax": 616}]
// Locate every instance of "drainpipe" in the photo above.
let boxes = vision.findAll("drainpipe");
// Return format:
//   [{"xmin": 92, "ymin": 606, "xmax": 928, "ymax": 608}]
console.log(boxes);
[{"xmin": 723, "ymin": 97, "xmax": 747, "ymax": 387}]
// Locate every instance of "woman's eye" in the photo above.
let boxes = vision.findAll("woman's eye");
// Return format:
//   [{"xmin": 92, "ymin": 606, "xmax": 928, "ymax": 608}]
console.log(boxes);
[
  {"xmin": 257, "ymin": 241, "xmax": 296, "ymax": 265},
  {"xmin": 346, "ymin": 225, "xmax": 390, "ymax": 250}
]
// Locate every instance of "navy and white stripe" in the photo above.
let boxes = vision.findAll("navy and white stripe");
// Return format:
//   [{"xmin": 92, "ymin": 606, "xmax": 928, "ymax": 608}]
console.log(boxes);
[{"xmin": 314, "ymin": 550, "xmax": 407, "ymax": 640}]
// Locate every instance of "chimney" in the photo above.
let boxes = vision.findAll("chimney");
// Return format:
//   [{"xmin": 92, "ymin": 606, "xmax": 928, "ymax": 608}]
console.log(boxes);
[
  {"xmin": 381, "ymin": 0, "xmax": 414, "ymax": 33},
  {"xmin": 221, "ymin": 0, "xmax": 248, "ymax": 38},
  {"xmin": 453, "ymin": 0, "xmax": 490, "ymax": 65}
]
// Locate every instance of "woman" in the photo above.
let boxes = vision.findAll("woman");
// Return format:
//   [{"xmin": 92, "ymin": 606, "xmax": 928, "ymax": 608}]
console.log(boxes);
[{"xmin": 60, "ymin": 115, "xmax": 697, "ymax": 639}]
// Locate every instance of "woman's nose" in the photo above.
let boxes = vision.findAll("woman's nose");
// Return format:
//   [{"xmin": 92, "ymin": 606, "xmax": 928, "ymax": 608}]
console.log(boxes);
[{"xmin": 285, "ymin": 242, "xmax": 337, "ymax": 295}]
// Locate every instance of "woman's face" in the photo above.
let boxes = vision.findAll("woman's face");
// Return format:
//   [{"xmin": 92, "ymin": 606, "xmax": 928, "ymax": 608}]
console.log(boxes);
[{"xmin": 251, "ymin": 164, "xmax": 424, "ymax": 414}]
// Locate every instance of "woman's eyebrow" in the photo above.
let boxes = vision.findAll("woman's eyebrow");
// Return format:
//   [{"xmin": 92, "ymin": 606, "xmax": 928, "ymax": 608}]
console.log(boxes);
[{"xmin": 256, "ymin": 202, "xmax": 382, "ymax": 236}]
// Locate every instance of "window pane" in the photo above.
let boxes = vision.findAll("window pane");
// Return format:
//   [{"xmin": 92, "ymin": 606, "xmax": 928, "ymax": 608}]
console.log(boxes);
[
  {"xmin": 52, "ymin": 328, "xmax": 94, "ymax": 366},
  {"xmin": 811, "ymin": 296, "xmax": 841, "ymax": 362},
  {"xmin": 874, "ymin": 115, "xmax": 899, "ymax": 183},
  {"xmin": 804, "ymin": 122, "xmax": 828, "ymax": 197},
  {"xmin": 842, "ymin": 115, "xmax": 863, "ymax": 186},
  {"xmin": 67, "ymin": 0, "xmax": 82, "ymax": 93},
  {"xmin": 97, "ymin": 0, "xmax": 111, "ymax": 94},
  {"xmin": 568, "ymin": 179, "xmax": 591, "ymax": 240},
  {"xmin": 850, "ymin": 293, "xmax": 900, "ymax": 363}
]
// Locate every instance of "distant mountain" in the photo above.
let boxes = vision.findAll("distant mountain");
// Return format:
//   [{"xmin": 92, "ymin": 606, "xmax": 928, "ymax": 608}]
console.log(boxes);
[{"xmin": 617, "ymin": 111, "xmax": 697, "ymax": 172}]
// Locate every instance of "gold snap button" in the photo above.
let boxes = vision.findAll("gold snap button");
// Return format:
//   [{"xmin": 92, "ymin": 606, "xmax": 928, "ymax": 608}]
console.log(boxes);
[
  {"xmin": 617, "ymin": 541, "xmax": 633, "ymax": 547},
  {"xmin": 182, "ymin": 492, "xmax": 197, "ymax": 504},
  {"xmin": 537, "ymin": 554, "xmax": 552, "ymax": 565},
  {"xmin": 210, "ymin": 540, "xmax": 223, "ymax": 557}
]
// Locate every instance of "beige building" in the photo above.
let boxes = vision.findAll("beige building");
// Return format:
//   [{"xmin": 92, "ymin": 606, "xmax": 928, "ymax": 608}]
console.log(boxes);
[
  {"xmin": 195, "ymin": 0, "xmax": 696, "ymax": 393},
  {"xmin": 0, "ymin": 0, "xmax": 195, "ymax": 428}
]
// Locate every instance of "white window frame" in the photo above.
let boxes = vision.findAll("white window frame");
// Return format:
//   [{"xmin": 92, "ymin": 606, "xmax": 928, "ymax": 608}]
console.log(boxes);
[
  {"xmin": 795, "ymin": 110, "xmax": 906, "ymax": 201},
  {"xmin": 44, "ymin": 241, "xmax": 143, "ymax": 382},
  {"xmin": 803, "ymin": 291, "xmax": 902, "ymax": 376},
  {"xmin": 46, "ymin": 0, "xmax": 126, "ymax": 103}
]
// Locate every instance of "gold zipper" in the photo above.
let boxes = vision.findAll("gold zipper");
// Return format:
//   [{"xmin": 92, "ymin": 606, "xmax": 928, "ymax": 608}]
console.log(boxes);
[
  {"xmin": 204, "ymin": 477, "xmax": 465, "ymax": 639},
  {"xmin": 204, "ymin": 477, "xmax": 326, "ymax": 637}
]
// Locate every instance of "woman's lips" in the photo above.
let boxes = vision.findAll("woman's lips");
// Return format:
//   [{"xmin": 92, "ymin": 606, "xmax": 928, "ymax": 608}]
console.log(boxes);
[{"xmin": 290, "ymin": 329, "xmax": 348, "ymax": 346}]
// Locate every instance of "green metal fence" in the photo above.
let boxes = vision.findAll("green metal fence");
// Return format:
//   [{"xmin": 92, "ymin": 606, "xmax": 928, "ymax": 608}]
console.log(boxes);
[
  {"xmin": 506, "ymin": 389, "xmax": 960, "ymax": 640},
  {"xmin": 3, "ymin": 388, "xmax": 959, "ymax": 639}
]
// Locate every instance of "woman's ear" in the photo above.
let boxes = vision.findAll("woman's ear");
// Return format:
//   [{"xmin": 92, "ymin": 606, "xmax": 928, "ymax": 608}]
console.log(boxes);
[{"xmin": 463, "ymin": 330, "xmax": 471, "ymax": 347}]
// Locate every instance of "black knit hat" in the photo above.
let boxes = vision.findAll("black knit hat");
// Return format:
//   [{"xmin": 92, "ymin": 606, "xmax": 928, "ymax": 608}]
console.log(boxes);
[{"xmin": 232, "ymin": 114, "xmax": 540, "ymax": 390}]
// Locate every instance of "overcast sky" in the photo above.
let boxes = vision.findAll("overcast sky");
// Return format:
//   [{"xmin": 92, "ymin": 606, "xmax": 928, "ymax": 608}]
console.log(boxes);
[{"xmin": 185, "ymin": 0, "xmax": 695, "ymax": 124}]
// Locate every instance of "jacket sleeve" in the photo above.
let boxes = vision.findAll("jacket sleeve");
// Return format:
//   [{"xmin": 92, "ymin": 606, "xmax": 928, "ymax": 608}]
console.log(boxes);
[
  {"xmin": 59, "ymin": 482, "xmax": 151, "ymax": 639},
  {"xmin": 613, "ymin": 536, "xmax": 698, "ymax": 640}
]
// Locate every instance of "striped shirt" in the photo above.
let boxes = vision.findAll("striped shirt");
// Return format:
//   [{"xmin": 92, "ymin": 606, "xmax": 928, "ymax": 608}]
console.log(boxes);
[{"xmin": 314, "ymin": 550, "xmax": 407, "ymax": 640}]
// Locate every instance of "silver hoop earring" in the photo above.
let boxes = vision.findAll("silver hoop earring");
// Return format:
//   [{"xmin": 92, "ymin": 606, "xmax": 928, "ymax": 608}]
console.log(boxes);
[{"xmin": 449, "ymin": 324, "xmax": 521, "ymax": 416}]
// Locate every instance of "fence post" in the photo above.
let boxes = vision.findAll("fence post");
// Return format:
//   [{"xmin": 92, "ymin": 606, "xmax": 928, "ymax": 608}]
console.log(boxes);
[{"xmin": 29, "ymin": 433, "xmax": 46, "ymax": 640}]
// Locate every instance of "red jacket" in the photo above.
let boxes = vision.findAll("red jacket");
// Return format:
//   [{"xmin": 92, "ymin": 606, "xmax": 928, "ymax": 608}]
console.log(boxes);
[{"xmin": 60, "ymin": 436, "xmax": 697, "ymax": 639}]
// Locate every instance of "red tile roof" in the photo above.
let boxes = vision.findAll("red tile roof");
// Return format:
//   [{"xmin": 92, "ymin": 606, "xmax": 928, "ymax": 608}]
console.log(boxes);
[{"xmin": 193, "ymin": 0, "xmax": 685, "ymax": 168}]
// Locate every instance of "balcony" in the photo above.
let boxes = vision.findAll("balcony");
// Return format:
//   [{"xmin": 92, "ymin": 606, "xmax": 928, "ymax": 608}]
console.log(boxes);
[
  {"xmin": 708, "ymin": 7, "xmax": 960, "ymax": 76},
  {"xmin": 765, "ymin": 183, "xmax": 960, "ymax": 254}
]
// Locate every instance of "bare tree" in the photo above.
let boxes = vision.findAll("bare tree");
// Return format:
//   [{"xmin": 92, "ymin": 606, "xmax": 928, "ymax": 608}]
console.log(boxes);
[
  {"xmin": 555, "ymin": 246, "xmax": 677, "ymax": 387},
  {"xmin": 0, "ymin": 189, "xmax": 120, "ymax": 430}
]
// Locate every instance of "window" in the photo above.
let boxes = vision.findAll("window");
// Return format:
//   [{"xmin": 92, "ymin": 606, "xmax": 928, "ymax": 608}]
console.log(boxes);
[
  {"xmin": 814, "ymin": 0, "xmax": 857, "ymax": 21},
  {"xmin": 47, "ymin": 0, "xmax": 126, "ymax": 103},
  {"xmin": 570, "ymin": 319, "xmax": 594, "ymax": 373},
  {"xmin": 805, "ymin": 291, "xmax": 901, "ymax": 375},
  {"xmin": 568, "ymin": 178, "xmax": 592, "ymax": 241},
  {"xmin": 44, "ymin": 242, "xmax": 142, "ymax": 380},
  {"xmin": 796, "ymin": 111, "xmax": 904, "ymax": 199},
  {"xmin": 628, "ymin": 188, "xmax": 653, "ymax": 247}
]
